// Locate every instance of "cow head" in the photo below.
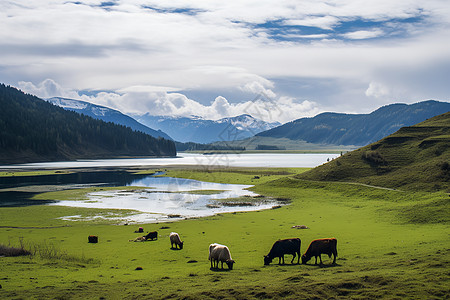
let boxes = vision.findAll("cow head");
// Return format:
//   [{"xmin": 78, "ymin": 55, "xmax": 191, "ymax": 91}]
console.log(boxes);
[
  {"xmin": 301, "ymin": 254, "xmax": 310, "ymax": 264},
  {"xmin": 179, "ymin": 241, "xmax": 184, "ymax": 249},
  {"xmin": 226, "ymin": 259, "xmax": 235, "ymax": 270},
  {"xmin": 263, "ymin": 255, "xmax": 272, "ymax": 265}
]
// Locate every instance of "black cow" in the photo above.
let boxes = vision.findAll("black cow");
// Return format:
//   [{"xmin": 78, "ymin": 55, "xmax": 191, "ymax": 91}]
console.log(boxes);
[
  {"xmin": 264, "ymin": 238, "xmax": 301, "ymax": 265},
  {"xmin": 301, "ymin": 238, "xmax": 337, "ymax": 265},
  {"xmin": 145, "ymin": 231, "xmax": 158, "ymax": 241},
  {"xmin": 88, "ymin": 235, "xmax": 98, "ymax": 243}
]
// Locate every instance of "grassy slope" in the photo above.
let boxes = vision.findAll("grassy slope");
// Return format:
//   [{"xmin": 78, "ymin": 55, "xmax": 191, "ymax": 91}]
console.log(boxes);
[
  {"xmin": 296, "ymin": 112, "xmax": 450, "ymax": 192},
  {"xmin": 0, "ymin": 167, "xmax": 449, "ymax": 299}
]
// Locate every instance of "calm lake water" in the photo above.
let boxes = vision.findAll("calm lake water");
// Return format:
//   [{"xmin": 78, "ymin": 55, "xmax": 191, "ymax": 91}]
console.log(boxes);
[
  {"xmin": 0, "ymin": 153, "xmax": 338, "ymax": 223},
  {"xmin": 0, "ymin": 152, "xmax": 339, "ymax": 169}
]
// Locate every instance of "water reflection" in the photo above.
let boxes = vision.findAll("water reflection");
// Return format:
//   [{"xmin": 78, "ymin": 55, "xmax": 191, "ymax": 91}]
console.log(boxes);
[
  {"xmin": 0, "ymin": 191, "xmax": 56, "ymax": 207},
  {"xmin": 0, "ymin": 171, "xmax": 151, "ymax": 190}
]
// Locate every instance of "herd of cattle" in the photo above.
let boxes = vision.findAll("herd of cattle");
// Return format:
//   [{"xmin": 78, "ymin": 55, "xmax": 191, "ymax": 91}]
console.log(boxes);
[{"xmin": 123, "ymin": 229, "xmax": 337, "ymax": 270}]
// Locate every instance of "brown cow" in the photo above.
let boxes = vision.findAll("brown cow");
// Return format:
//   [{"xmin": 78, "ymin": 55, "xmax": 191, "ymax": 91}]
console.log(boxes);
[{"xmin": 301, "ymin": 238, "xmax": 337, "ymax": 265}]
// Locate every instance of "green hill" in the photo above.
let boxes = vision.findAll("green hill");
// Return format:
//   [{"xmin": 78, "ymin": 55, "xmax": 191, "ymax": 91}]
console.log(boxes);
[
  {"xmin": 0, "ymin": 84, "xmax": 176, "ymax": 164},
  {"xmin": 296, "ymin": 112, "xmax": 450, "ymax": 192}
]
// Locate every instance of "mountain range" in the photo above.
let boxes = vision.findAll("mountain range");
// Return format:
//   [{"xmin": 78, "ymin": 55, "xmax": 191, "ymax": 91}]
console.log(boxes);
[
  {"xmin": 134, "ymin": 113, "xmax": 281, "ymax": 144},
  {"xmin": 47, "ymin": 97, "xmax": 281, "ymax": 145},
  {"xmin": 47, "ymin": 97, "xmax": 173, "ymax": 140},
  {"xmin": 257, "ymin": 100, "xmax": 450, "ymax": 147}
]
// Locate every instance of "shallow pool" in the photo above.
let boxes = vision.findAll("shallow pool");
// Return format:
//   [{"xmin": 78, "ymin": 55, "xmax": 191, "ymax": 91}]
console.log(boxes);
[{"xmin": 52, "ymin": 176, "xmax": 280, "ymax": 223}]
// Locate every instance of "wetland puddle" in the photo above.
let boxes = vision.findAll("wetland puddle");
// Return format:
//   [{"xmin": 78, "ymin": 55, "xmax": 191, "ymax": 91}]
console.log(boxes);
[{"xmin": 51, "ymin": 176, "xmax": 281, "ymax": 223}]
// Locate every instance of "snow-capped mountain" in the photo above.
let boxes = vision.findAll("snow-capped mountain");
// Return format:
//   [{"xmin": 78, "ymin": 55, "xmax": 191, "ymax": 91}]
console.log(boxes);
[
  {"xmin": 134, "ymin": 113, "xmax": 281, "ymax": 144},
  {"xmin": 47, "ymin": 97, "xmax": 172, "ymax": 140},
  {"xmin": 218, "ymin": 114, "xmax": 280, "ymax": 132}
]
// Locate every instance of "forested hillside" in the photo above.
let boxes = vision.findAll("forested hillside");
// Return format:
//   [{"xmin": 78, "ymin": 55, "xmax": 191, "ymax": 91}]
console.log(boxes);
[{"xmin": 0, "ymin": 84, "xmax": 176, "ymax": 164}]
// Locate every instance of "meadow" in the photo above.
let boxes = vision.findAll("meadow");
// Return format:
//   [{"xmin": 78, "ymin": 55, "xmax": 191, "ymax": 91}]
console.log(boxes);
[{"xmin": 0, "ymin": 167, "xmax": 448, "ymax": 299}]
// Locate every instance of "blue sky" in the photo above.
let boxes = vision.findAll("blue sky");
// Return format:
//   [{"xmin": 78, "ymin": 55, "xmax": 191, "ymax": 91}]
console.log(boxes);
[{"xmin": 1, "ymin": 0, "xmax": 449, "ymax": 123}]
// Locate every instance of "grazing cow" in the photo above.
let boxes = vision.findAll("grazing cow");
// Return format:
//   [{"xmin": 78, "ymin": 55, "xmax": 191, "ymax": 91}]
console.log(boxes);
[
  {"xmin": 301, "ymin": 238, "xmax": 337, "ymax": 265},
  {"xmin": 88, "ymin": 235, "xmax": 98, "ymax": 243},
  {"xmin": 264, "ymin": 238, "xmax": 301, "ymax": 265},
  {"xmin": 209, "ymin": 243, "xmax": 235, "ymax": 270},
  {"xmin": 129, "ymin": 236, "xmax": 146, "ymax": 242},
  {"xmin": 169, "ymin": 232, "xmax": 184, "ymax": 249},
  {"xmin": 145, "ymin": 231, "xmax": 158, "ymax": 241}
]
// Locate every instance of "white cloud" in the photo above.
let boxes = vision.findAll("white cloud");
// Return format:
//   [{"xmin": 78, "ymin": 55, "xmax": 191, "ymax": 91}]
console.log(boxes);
[
  {"xmin": 365, "ymin": 81, "xmax": 391, "ymax": 98},
  {"xmin": 283, "ymin": 16, "xmax": 340, "ymax": 30},
  {"xmin": 341, "ymin": 29, "xmax": 385, "ymax": 40},
  {"xmin": 18, "ymin": 79, "xmax": 80, "ymax": 99},
  {"xmin": 2, "ymin": 0, "xmax": 450, "ymax": 116},
  {"xmin": 117, "ymin": 85, "xmax": 181, "ymax": 93},
  {"xmin": 241, "ymin": 81, "xmax": 276, "ymax": 99}
]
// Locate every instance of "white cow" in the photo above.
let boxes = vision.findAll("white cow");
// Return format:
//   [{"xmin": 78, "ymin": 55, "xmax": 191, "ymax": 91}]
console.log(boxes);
[
  {"xmin": 208, "ymin": 243, "xmax": 235, "ymax": 270},
  {"xmin": 169, "ymin": 232, "xmax": 184, "ymax": 249}
]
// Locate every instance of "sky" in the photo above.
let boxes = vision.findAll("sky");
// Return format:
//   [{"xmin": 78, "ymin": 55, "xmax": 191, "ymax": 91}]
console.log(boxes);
[{"xmin": 1, "ymin": 0, "xmax": 450, "ymax": 123}]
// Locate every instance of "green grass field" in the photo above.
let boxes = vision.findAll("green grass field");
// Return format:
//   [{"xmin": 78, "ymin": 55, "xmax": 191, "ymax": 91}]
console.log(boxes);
[{"xmin": 0, "ymin": 167, "xmax": 448, "ymax": 299}]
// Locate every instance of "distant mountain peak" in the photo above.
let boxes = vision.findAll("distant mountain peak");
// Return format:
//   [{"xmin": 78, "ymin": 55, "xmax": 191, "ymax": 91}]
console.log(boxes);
[{"xmin": 48, "ymin": 97, "xmax": 89, "ymax": 110}]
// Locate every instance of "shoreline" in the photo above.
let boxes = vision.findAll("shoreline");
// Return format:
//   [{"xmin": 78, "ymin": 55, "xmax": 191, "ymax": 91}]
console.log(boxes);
[{"xmin": 0, "ymin": 152, "xmax": 338, "ymax": 171}]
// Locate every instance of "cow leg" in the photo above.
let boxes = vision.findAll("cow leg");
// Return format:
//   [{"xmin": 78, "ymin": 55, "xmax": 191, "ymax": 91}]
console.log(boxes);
[
  {"xmin": 282, "ymin": 255, "xmax": 285, "ymax": 265},
  {"xmin": 297, "ymin": 251, "xmax": 300, "ymax": 264},
  {"xmin": 332, "ymin": 253, "xmax": 336, "ymax": 264},
  {"xmin": 314, "ymin": 256, "xmax": 318, "ymax": 265},
  {"xmin": 221, "ymin": 261, "xmax": 224, "ymax": 269},
  {"xmin": 319, "ymin": 255, "xmax": 323, "ymax": 265},
  {"xmin": 291, "ymin": 253, "xmax": 296, "ymax": 264}
]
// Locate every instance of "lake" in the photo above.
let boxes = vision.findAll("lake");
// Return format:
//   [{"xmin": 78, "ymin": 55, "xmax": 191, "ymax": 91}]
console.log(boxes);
[
  {"xmin": 0, "ymin": 152, "xmax": 339, "ymax": 169},
  {"xmin": 0, "ymin": 153, "xmax": 338, "ymax": 223}
]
